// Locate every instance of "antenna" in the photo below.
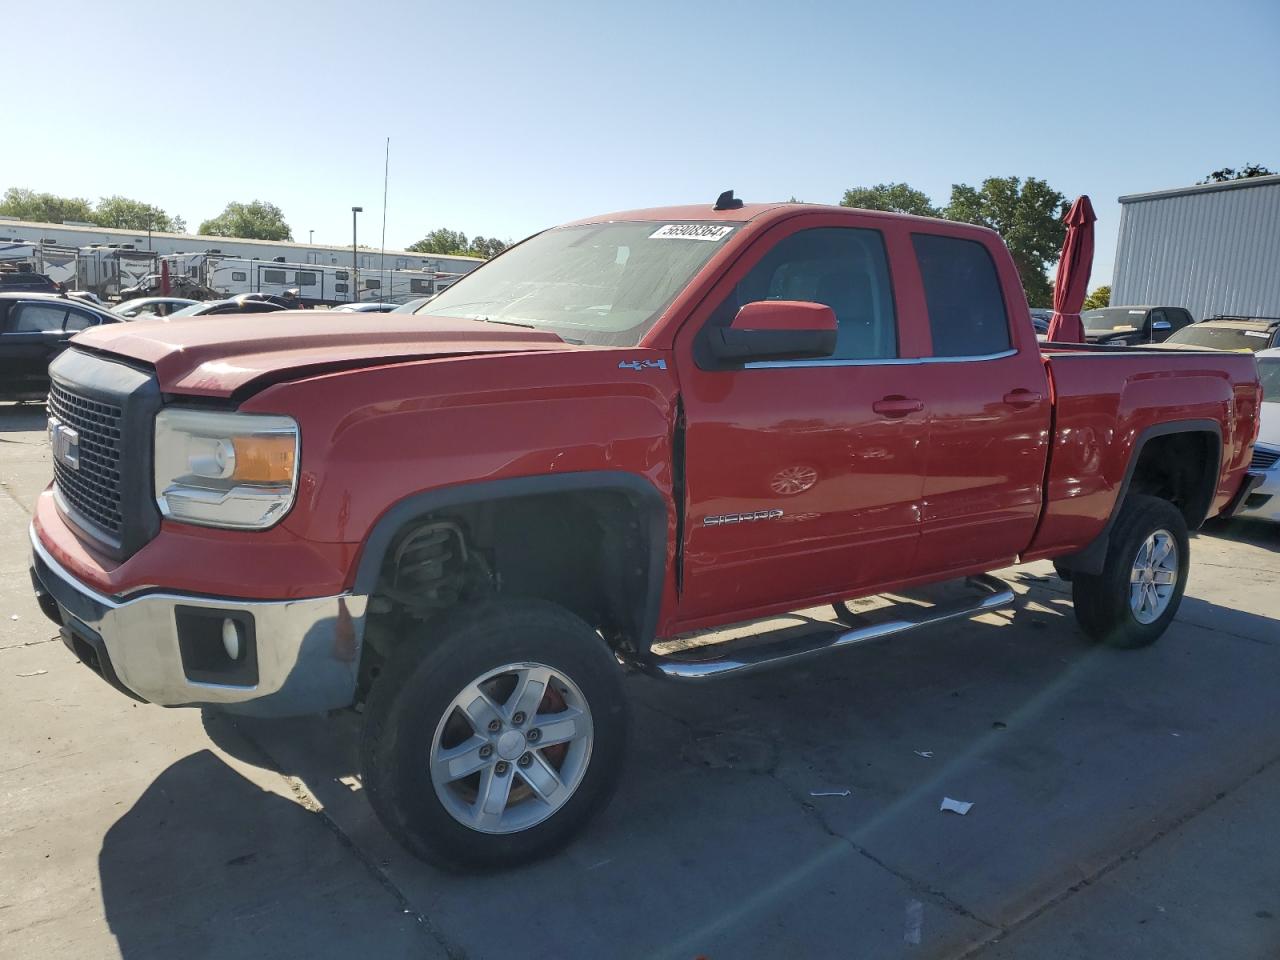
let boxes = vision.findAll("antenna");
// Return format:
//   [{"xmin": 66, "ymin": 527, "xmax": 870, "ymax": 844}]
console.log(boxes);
[
  {"xmin": 379, "ymin": 136, "xmax": 390, "ymax": 300},
  {"xmin": 714, "ymin": 189, "xmax": 744, "ymax": 211}
]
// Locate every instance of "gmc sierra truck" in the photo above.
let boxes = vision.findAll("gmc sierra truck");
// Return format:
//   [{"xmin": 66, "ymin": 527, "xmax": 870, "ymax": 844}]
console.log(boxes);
[{"xmin": 29, "ymin": 196, "xmax": 1264, "ymax": 869}]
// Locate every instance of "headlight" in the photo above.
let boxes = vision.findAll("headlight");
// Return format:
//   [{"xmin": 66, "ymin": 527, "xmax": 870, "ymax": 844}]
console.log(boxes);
[{"xmin": 154, "ymin": 408, "xmax": 299, "ymax": 529}]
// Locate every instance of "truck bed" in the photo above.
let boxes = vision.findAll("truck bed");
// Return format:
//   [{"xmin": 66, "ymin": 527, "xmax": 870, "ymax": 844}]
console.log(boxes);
[{"xmin": 1024, "ymin": 345, "xmax": 1261, "ymax": 562}]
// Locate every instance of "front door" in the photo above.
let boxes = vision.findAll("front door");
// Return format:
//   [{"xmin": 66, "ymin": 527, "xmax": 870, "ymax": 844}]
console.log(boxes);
[{"xmin": 674, "ymin": 221, "xmax": 928, "ymax": 627}]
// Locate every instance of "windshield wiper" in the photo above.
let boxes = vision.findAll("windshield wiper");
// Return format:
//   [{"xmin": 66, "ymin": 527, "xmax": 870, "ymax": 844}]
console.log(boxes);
[{"xmin": 478, "ymin": 316, "xmax": 536, "ymax": 330}]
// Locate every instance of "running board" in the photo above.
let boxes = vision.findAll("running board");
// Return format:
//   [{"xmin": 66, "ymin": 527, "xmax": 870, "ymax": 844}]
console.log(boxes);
[{"xmin": 635, "ymin": 574, "xmax": 1015, "ymax": 681}]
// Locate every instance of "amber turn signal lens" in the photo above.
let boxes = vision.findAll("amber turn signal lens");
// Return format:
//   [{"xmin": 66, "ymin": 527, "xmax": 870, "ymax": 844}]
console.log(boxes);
[{"xmin": 230, "ymin": 435, "xmax": 295, "ymax": 484}]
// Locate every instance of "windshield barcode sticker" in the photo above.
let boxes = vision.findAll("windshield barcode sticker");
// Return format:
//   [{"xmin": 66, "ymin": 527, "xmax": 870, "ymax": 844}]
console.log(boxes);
[
  {"xmin": 1244, "ymin": 330, "xmax": 1269, "ymax": 338},
  {"xmin": 649, "ymin": 224, "xmax": 735, "ymax": 241}
]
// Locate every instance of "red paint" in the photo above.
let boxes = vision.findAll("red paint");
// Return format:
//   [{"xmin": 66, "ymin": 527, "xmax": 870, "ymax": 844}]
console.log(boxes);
[{"xmin": 36, "ymin": 203, "xmax": 1261, "ymax": 645}]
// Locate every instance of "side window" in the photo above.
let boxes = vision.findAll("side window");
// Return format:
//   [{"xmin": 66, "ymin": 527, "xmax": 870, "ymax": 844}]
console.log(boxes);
[
  {"xmin": 710, "ymin": 227, "xmax": 897, "ymax": 360},
  {"xmin": 335, "ymin": 282, "xmax": 349, "ymax": 294},
  {"xmin": 63, "ymin": 308, "xmax": 99, "ymax": 332},
  {"xmin": 365, "ymin": 279, "xmax": 381, "ymax": 290},
  {"xmin": 231, "ymin": 271, "xmax": 247, "ymax": 282},
  {"xmin": 1173, "ymin": 309, "xmax": 1192, "ymax": 329},
  {"xmin": 10, "ymin": 303, "xmax": 68, "ymax": 332},
  {"xmin": 262, "ymin": 269, "xmax": 287, "ymax": 284},
  {"xmin": 296, "ymin": 271, "xmax": 317, "ymax": 287},
  {"xmin": 911, "ymin": 234, "xmax": 1010, "ymax": 357}
]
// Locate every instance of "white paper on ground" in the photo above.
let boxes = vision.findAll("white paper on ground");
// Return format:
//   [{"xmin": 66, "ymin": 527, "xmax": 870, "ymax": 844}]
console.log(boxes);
[{"xmin": 940, "ymin": 797, "xmax": 973, "ymax": 815}]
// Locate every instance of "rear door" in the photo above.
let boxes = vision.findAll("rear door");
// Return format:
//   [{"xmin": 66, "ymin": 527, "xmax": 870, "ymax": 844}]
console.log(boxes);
[
  {"xmin": 905, "ymin": 230, "xmax": 1052, "ymax": 576},
  {"xmin": 674, "ymin": 215, "xmax": 929, "ymax": 626}
]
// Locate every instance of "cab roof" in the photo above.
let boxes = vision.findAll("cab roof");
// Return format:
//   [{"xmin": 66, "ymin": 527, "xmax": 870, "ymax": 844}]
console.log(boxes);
[{"xmin": 564, "ymin": 201, "xmax": 970, "ymax": 230}]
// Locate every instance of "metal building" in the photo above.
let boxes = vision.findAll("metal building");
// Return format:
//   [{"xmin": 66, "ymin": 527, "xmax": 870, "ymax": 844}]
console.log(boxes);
[{"xmin": 1111, "ymin": 174, "xmax": 1280, "ymax": 321}]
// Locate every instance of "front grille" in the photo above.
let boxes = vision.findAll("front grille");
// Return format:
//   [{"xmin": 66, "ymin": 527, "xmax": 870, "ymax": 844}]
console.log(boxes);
[
  {"xmin": 48, "ymin": 382, "xmax": 125, "ymax": 535},
  {"xmin": 1251, "ymin": 446, "xmax": 1280, "ymax": 471},
  {"xmin": 47, "ymin": 348, "xmax": 162, "ymax": 560}
]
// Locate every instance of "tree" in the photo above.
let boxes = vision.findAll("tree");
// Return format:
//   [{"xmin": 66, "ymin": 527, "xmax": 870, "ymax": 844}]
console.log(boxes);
[
  {"xmin": 1082, "ymin": 285, "xmax": 1111, "ymax": 310},
  {"xmin": 408, "ymin": 229, "xmax": 509, "ymax": 259},
  {"xmin": 840, "ymin": 182, "xmax": 939, "ymax": 217},
  {"xmin": 198, "ymin": 200, "xmax": 292, "ymax": 241},
  {"xmin": 1199, "ymin": 163, "xmax": 1274, "ymax": 183},
  {"xmin": 407, "ymin": 228, "xmax": 470, "ymax": 255},
  {"xmin": 944, "ymin": 176, "xmax": 1067, "ymax": 305},
  {"xmin": 0, "ymin": 187, "xmax": 95, "ymax": 224},
  {"xmin": 94, "ymin": 195, "xmax": 185, "ymax": 232},
  {"xmin": 467, "ymin": 236, "xmax": 508, "ymax": 258}
]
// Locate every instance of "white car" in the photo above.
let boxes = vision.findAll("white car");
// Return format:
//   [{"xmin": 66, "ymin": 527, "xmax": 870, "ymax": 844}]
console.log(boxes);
[
  {"xmin": 1239, "ymin": 347, "xmax": 1280, "ymax": 523},
  {"xmin": 114, "ymin": 297, "xmax": 199, "ymax": 320}
]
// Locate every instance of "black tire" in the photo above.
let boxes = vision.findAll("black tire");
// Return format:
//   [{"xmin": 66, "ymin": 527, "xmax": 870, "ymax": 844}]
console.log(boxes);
[
  {"xmin": 1071, "ymin": 495, "xmax": 1189, "ymax": 648},
  {"xmin": 360, "ymin": 598, "xmax": 627, "ymax": 870}
]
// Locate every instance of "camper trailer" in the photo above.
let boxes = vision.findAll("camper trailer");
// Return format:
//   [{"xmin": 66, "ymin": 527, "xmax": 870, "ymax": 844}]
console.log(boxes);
[{"xmin": 165, "ymin": 253, "xmax": 459, "ymax": 306}]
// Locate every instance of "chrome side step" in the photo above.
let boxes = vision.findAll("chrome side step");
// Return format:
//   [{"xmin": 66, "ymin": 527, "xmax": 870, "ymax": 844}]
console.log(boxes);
[{"xmin": 636, "ymin": 574, "xmax": 1015, "ymax": 681}]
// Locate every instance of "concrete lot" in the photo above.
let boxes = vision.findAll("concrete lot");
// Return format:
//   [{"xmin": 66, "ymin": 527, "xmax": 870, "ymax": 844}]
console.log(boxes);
[{"xmin": 1, "ymin": 400, "xmax": 1278, "ymax": 960}]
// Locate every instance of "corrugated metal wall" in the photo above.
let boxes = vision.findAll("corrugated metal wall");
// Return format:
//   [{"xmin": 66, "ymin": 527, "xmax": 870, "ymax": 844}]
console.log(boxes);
[{"xmin": 1111, "ymin": 177, "xmax": 1280, "ymax": 321}]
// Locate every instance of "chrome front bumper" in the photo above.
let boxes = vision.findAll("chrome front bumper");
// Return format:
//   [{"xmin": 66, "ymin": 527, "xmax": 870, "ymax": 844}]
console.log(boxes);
[{"xmin": 29, "ymin": 526, "xmax": 368, "ymax": 717}]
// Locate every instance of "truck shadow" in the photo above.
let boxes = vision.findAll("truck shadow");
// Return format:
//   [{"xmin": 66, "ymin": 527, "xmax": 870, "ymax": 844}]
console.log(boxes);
[
  {"xmin": 91, "ymin": 564, "xmax": 1280, "ymax": 960},
  {"xmin": 96, "ymin": 750, "xmax": 426, "ymax": 959}
]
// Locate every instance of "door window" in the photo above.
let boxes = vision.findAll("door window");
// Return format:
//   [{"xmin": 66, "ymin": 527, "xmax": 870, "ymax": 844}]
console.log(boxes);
[
  {"xmin": 710, "ymin": 227, "xmax": 897, "ymax": 360},
  {"xmin": 63, "ymin": 308, "xmax": 100, "ymax": 331},
  {"xmin": 10, "ymin": 303, "xmax": 68, "ymax": 332},
  {"xmin": 911, "ymin": 234, "xmax": 1010, "ymax": 357}
]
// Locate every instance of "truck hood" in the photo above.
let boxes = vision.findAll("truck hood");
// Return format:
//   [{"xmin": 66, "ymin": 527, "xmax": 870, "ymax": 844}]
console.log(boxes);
[{"xmin": 71, "ymin": 311, "xmax": 571, "ymax": 396}]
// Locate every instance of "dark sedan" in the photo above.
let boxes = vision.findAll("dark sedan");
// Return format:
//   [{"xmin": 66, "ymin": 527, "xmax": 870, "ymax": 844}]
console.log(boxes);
[
  {"xmin": 0, "ymin": 293, "xmax": 122, "ymax": 400},
  {"xmin": 1081, "ymin": 305, "xmax": 1194, "ymax": 345},
  {"xmin": 167, "ymin": 296, "xmax": 290, "ymax": 318}
]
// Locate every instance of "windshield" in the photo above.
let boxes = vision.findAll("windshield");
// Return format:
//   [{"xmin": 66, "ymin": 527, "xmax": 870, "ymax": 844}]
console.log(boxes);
[
  {"xmin": 168, "ymin": 302, "xmax": 213, "ymax": 318},
  {"xmin": 1083, "ymin": 307, "xmax": 1148, "ymax": 332},
  {"xmin": 1260, "ymin": 358, "xmax": 1280, "ymax": 402},
  {"xmin": 413, "ymin": 220, "xmax": 741, "ymax": 346},
  {"xmin": 392, "ymin": 296, "xmax": 431, "ymax": 313},
  {"xmin": 1165, "ymin": 324, "xmax": 1273, "ymax": 351}
]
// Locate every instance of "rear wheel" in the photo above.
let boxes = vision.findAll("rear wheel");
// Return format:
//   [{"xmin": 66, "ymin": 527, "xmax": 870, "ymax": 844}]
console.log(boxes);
[
  {"xmin": 1071, "ymin": 495, "xmax": 1189, "ymax": 648},
  {"xmin": 360, "ymin": 599, "xmax": 627, "ymax": 870}
]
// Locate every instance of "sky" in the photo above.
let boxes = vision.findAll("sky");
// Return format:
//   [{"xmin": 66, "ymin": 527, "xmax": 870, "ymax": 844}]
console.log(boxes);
[{"xmin": 3, "ymin": 0, "xmax": 1278, "ymax": 288}]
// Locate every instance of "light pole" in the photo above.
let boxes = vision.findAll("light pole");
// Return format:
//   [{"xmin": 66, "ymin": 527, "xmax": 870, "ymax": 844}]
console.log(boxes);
[
  {"xmin": 308, "ymin": 229, "xmax": 314, "ymax": 245},
  {"xmin": 351, "ymin": 207, "xmax": 362, "ymax": 303}
]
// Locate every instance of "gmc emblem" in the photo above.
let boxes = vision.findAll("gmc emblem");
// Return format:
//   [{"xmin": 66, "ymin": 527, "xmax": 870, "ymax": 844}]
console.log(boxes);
[{"xmin": 48, "ymin": 417, "xmax": 80, "ymax": 471}]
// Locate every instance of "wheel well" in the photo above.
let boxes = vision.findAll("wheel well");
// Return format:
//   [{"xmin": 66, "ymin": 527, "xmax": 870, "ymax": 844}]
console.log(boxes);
[
  {"xmin": 360, "ymin": 488, "xmax": 658, "ymax": 678},
  {"xmin": 1054, "ymin": 426, "xmax": 1220, "ymax": 576},
  {"xmin": 1127, "ymin": 430, "xmax": 1219, "ymax": 528}
]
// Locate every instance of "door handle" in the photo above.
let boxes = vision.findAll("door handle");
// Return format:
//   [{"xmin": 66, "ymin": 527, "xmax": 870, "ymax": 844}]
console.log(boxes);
[
  {"xmin": 1002, "ymin": 389, "xmax": 1043, "ymax": 408},
  {"xmin": 872, "ymin": 395, "xmax": 924, "ymax": 418}
]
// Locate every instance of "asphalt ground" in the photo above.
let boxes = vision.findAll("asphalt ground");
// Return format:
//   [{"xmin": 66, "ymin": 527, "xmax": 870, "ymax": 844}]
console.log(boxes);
[{"xmin": 2, "ymin": 400, "xmax": 1277, "ymax": 959}]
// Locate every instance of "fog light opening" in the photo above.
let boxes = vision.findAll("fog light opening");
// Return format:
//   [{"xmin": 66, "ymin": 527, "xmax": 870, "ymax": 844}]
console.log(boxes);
[{"xmin": 221, "ymin": 618, "xmax": 243, "ymax": 661}]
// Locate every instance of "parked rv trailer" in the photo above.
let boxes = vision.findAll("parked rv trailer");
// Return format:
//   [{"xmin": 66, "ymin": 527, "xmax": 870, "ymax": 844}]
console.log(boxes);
[
  {"xmin": 0, "ymin": 218, "xmax": 484, "ymax": 281},
  {"xmin": 76, "ymin": 247, "xmax": 159, "ymax": 298},
  {"xmin": 165, "ymin": 254, "xmax": 460, "ymax": 305},
  {"xmin": 0, "ymin": 241, "xmax": 79, "ymax": 287}
]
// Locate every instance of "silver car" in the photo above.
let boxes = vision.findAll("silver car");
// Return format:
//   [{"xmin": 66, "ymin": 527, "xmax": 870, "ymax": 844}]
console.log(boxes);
[{"xmin": 1239, "ymin": 347, "xmax": 1280, "ymax": 523}]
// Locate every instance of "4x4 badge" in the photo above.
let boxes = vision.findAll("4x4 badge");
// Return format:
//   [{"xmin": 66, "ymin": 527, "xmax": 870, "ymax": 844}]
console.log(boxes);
[{"xmin": 618, "ymin": 359, "xmax": 667, "ymax": 371}]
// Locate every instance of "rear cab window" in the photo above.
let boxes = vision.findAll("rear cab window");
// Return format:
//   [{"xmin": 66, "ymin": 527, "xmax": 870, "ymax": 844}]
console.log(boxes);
[{"xmin": 911, "ymin": 234, "xmax": 1011, "ymax": 356}]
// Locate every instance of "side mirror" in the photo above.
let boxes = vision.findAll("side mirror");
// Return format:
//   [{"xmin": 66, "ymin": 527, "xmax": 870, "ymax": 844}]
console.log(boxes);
[
  {"xmin": 706, "ymin": 300, "xmax": 837, "ymax": 363},
  {"xmin": 1151, "ymin": 319, "xmax": 1172, "ymax": 331}
]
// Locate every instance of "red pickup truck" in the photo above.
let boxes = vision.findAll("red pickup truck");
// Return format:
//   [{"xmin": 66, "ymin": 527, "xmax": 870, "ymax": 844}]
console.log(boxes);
[{"xmin": 29, "ymin": 196, "xmax": 1263, "ymax": 869}]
